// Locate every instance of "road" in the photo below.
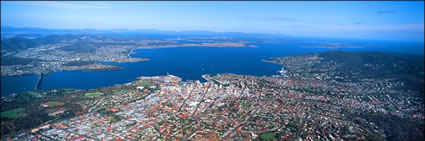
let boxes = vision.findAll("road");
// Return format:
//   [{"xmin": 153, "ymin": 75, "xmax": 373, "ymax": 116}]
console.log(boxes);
[{"xmin": 34, "ymin": 73, "xmax": 43, "ymax": 90}]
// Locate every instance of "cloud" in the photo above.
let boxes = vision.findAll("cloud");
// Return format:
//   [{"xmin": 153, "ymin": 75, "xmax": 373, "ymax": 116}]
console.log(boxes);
[
  {"xmin": 376, "ymin": 10, "xmax": 396, "ymax": 14},
  {"xmin": 12, "ymin": 1, "xmax": 110, "ymax": 9}
]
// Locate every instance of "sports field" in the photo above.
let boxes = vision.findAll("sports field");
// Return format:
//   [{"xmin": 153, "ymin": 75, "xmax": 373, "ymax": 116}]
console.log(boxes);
[
  {"xmin": 85, "ymin": 92, "xmax": 102, "ymax": 98},
  {"xmin": 46, "ymin": 101, "xmax": 64, "ymax": 107},
  {"xmin": 260, "ymin": 133, "xmax": 276, "ymax": 140}
]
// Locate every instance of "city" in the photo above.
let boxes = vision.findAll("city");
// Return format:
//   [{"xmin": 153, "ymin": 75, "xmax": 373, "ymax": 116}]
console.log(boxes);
[
  {"xmin": 2, "ymin": 51, "xmax": 423, "ymax": 140},
  {"xmin": 1, "ymin": 1, "xmax": 424, "ymax": 141}
]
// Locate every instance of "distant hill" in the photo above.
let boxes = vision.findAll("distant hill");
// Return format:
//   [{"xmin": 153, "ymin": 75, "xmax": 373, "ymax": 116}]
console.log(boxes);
[
  {"xmin": 1, "ymin": 34, "xmax": 82, "ymax": 51},
  {"xmin": 321, "ymin": 51, "xmax": 424, "ymax": 93},
  {"xmin": 1, "ymin": 26, "xmax": 292, "ymax": 40},
  {"xmin": 266, "ymin": 50, "xmax": 424, "ymax": 94}
]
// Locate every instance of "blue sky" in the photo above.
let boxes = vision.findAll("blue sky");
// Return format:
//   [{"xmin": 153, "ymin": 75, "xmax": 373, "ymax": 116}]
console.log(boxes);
[{"xmin": 1, "ymin": 1, "xmax": 424, "ymax": 41}]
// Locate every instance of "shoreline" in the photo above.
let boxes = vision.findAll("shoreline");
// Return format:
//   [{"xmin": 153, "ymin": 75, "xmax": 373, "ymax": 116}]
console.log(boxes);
[
  {"xmin": 2, "ymin": 42, "xmax": 265, "ymax": 97},
  {"xmin": 81, "ymin": 66, "xmax": 124, "ymax": 72},
  {"xmin": 1, "ymin": 42, "xmax": 255, "ymax": 77},
  {"xmin": 1, "ymin": 69, "xmax": 282, "ymax": 98}
]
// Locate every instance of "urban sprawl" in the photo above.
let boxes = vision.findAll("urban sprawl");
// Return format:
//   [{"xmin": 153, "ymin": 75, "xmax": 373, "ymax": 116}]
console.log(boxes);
[{"xmin": 4, "ymin": 53, "xmax": 423, "ymax": 141}]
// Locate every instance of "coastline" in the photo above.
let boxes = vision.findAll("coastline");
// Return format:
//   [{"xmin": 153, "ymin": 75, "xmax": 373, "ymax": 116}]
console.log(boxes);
[
  {"xmin": 81, "ymin": 66, "xmax": 124, "ymax": 72},
  {"xmin": 2, "ymin": 42, "xmax": 264, "ymax": 97}
]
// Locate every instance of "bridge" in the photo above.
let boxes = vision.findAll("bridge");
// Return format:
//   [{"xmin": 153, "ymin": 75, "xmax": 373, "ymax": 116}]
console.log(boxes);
[{"xmin": 34, "ymin": 73, "xmax": 43, "ymax": 90}]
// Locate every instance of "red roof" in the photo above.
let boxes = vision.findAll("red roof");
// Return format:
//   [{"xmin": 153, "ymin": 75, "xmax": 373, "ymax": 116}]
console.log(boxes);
[
  {"xmin": 115, "ymin": 137, "xmax": 123, "ymax": 141},
  {"xmin": 178, "ymin": 113, "xmax": 187, "ymax": 118}
]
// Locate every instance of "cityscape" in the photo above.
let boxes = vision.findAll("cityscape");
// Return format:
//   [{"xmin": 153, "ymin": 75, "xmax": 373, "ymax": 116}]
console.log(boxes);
[
  {"xmin": 1, "ymin": 1, "xmax": 424, "ymax": 141},
  {"xmin": 2, "ymin": 51, "xmax": 423, "ymax": 140}
]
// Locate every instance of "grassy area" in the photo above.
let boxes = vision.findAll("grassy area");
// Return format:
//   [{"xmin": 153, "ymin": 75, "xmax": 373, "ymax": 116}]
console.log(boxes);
[
  {"xmin": 386, "ymin": 105, "xmax": 397, "ymax": 112},
  {"xmin": 211, "ymin": 79, "xmax": 220, "ymax": 85},
  {"xmin": 113, "ymin": 89, "xmax": 128, "ymax": 94},
  {"xmin": 242, "ymin": 103, "xmax": 251, "ymax": 107},
  {"xmin": 260, "ymin": 132, "xmax": 276, "ymax": 141},
  {"xmin": 85, "ymin": 92, "xmax": 101, "ymax": 98},
  {"xmin": 63, "ymin": 89, "xmax": 77, "ymax": 94},
  {"xmin": 27, "ymin": 91, "xmax": 39, "ymax": 97},
  {"xmin": 137, "ymin": 79, "xmax": 155, "ymax": 87},
  {"xmin": 1, "ymin": 108, "xmax": 27, "ymax": 119},
  {"xmin": 99, "ymin": 109, "xmax": 113, "ymax": 114},
  {"xmin": 110, "ymin": 116, "xmax": 120, "ymax": 122},
  {"xmin": 46, "ymin": 101, "xmax": 64, "ymax": 107},
  {"xmin": 305, "ymin": 88, "xmax": 313, "ymax": 92}
]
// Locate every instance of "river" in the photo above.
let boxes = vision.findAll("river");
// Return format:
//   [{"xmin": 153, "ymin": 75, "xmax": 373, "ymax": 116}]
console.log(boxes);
[{"xmin": 2, "ymin": 40, "xmax": 423, "ymax": 97}]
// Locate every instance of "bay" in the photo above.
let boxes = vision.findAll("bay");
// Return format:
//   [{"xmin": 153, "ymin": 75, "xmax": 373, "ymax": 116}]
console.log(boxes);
[{"xmin": 1, "ymin": 41, "xmax": 423, "ymax": 97}]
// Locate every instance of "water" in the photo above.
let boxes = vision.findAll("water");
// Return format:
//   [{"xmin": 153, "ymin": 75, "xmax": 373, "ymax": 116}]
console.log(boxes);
[{"xmin": 1, "ymin": 40, "xmax": 423, "ymax": 96}]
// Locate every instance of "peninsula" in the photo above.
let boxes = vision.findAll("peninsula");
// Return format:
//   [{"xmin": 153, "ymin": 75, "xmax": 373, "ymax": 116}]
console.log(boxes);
[{"xmin": 1, "ymin": 35, "xmax": 255, "ymax": 76}]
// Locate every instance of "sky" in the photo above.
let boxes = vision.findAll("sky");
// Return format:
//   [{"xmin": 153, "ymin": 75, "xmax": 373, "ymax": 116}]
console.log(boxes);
[{"xmin": 1, "ymin": 1, "xmax": 424, "ymax": 41}]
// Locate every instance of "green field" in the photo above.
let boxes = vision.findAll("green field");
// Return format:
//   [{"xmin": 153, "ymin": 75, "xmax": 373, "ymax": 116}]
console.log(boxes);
[
  {"xmin": 85, "ymin": 92, "xmax": 101, "ymax": 98},
  {"xmin": 63, "ymin": 89, "xmax": 77, "ymax": 94},
  {"xmin": 27, "ymin": 91, "xmax": 39, "ymax": 97},
  {"xmin": 46, "ymin": 101, "xmax": 64, "ymax": 107},
  {"xmin": 305, "ymin": 88, "xmax": 313, "ymax": 92},
  {"xmin": 386, "ymin": 105, "xmax": 397, "ymax": 112},
  {"xmin": 260, "ymin": 133, "xmax": 276, "ymax": 140},
  {"xmin": 99, "ymin": 109, "xmax": 113, "ymax": 114},
  {"xmin": 1, "ymin": 108, "xmax": 27, "ymax": 119},
  {"xmin": 137, "ymin": 79, "xmax": 154, "ymax": 87},
  {"xmin": 242, "ymin": 103, "xmax": 251, "ymax": 107},
  {"xmin": 113, "ymin": 89, "xmax": 128, "ymax": 94},
  {"xmin": 110, "ymin": 116, "xmax": 121, "ymax": 122}
]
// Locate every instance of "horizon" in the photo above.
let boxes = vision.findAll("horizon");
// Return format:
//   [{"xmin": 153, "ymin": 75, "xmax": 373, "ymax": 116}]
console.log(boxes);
[
  {"xmin": 1, "ymin": 2, "xmax": 425, "ymax": 140},
  {"xmin": 2, "ymin": 26, "xmax": 425, "ymax": 43},
  {"xmin": 1, "ymin": 1, "xmax": 424, "ymax": 42}
]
